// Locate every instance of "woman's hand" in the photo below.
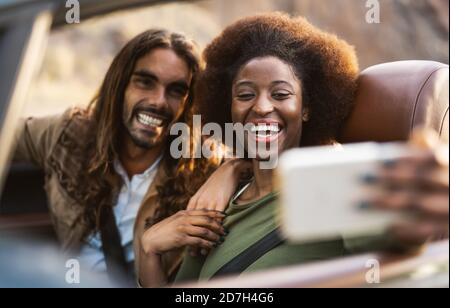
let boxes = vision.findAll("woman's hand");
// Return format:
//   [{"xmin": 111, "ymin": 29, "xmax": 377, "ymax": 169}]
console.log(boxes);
[
  {"xmin": 371, "ymin": 129, "xmax": 449, "ymax": 248},
  {"xmin": 138, "ymin": 210, "xmax": 227, "ymax": 287},
  {"xmin": 140, "ymin": 209, "xmax": 227, "ymax": 256},
  {"xmin": 187, "ymin": 159, "xmax": 252, "ymax": 212},
  {"xmin": 185, "ymin": 159, "xmax": 251, "ymax": 257}
]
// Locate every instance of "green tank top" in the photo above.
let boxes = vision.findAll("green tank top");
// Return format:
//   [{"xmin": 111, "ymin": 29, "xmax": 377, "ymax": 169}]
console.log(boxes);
[{"xmin": 175, "ymin": 187, "xmax": 348, "ymax": 283}]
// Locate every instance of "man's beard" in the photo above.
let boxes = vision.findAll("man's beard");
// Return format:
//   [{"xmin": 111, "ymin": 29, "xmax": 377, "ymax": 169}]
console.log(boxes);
[
  {"xmin": 125, "ymin": 127, "xmax": 156, "ymax": 149},
  {"xmin": 123, "ymin": 101, "xmax": 173, "ymax": 150}
]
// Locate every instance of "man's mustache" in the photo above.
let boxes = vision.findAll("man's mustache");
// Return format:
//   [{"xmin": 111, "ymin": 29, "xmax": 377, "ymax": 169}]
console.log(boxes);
[{"xmin": 131, "ymin": 101, "xmax": 173, "ymax": 121}]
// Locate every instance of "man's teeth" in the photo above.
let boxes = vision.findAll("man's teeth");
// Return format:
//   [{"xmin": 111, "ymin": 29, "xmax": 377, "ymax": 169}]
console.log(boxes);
[
  {"xmin": 250, "ymin": 124, "xmax": 281, "ymax": 136},
  {"xmin": 137, "ymin": 113, "xmax": 163, "ymax": 127}
]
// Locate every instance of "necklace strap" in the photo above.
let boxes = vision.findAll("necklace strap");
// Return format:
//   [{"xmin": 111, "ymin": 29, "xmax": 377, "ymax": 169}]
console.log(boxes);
[{"xmin": 231, "ymin": 180, "xmax": 254, "ymax": 203}]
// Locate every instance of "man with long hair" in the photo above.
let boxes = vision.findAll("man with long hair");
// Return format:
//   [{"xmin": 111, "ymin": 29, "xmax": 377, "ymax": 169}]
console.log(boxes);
[{"xmin": 12, "ymin": 29, "xmax": 224, "ymax": 284}]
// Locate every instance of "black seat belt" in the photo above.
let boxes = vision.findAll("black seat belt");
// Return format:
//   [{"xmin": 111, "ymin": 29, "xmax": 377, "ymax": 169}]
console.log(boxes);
[
  {"xmin": 99, "ymin": 204, "xmax": 133, "ymax": 287},
  {"xmin": 212, "ymin": 228, "xmax": 285, "ymax": 278}
]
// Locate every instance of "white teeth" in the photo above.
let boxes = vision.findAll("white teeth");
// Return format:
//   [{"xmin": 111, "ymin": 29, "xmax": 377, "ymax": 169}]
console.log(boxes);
[
  {"xmin": 250, "ymin": 124, "xmax": 281, "ymax": 134},
  {"xmin": 137, "ymin": 113, "xmax": 163, "ymax": 127},
  {"xmin": 249, "ymin": 124, "xmax": 281, "ymax": 138},
  {"xmin": 254, "ymin": 132, "xmax": 272, "ymax": 137}
]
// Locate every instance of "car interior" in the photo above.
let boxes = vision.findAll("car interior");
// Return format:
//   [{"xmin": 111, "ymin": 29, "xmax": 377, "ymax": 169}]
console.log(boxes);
[
  {"xmin": 2, "ymin": 58, "xmax": 448, "ymax": 245},
  {"xmin": 0, "ymin": 0, "xmax": 448, "ymax": 288}
]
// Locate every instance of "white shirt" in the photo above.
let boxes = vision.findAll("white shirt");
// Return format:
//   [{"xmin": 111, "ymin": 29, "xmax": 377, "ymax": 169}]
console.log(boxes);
[{"xmin": 78, "ymin": 156, "xmax": 162, "ymax": 272}]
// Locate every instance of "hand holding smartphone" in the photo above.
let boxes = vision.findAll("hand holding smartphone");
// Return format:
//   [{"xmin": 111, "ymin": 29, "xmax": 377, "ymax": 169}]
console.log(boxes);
[{"xmin": 277, "ymin": 142, "xmax": 427, "ymax": 243}]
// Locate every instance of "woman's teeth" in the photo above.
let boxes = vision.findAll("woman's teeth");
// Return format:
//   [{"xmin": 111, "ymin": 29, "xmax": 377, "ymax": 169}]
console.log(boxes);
[
  {"xmin": 250, "ymin": 124, "xmax": 281, "ymax": 137},
  {"xmin": 137, "ymin": 113, "xmax": 163, "ymax": 127}
]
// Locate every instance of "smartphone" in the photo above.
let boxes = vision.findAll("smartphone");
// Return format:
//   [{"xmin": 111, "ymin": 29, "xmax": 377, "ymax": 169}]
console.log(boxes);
[{"xmin": 277, "ymin": 142, "xmax": 420, "ymax": 244}]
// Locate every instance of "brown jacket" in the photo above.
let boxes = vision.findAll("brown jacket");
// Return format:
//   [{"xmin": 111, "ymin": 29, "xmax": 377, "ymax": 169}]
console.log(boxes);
[{"xmin": 14, "ymin": 108, "xmax": 183, "ymax": 277}]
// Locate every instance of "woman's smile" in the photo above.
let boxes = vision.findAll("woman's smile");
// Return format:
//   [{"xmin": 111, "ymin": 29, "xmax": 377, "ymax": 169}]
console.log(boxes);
[{"xmin": 247, "ymin": 120, "xmax": 284, "ymax": 144}]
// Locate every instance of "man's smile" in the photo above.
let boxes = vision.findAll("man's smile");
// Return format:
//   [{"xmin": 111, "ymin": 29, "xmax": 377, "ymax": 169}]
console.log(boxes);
[{"xmin": 136, "ymin": 112, "xmax": 166, "ymax": 128}]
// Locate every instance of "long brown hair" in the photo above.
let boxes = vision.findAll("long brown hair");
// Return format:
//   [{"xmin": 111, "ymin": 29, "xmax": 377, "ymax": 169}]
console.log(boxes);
[
  {"xmin": 88, "ymin": 29, "xmax": 201, "ymax": 174},
  {"xmin": 76, "ymin": 29, "xmax": 216, "ymax": 235}
]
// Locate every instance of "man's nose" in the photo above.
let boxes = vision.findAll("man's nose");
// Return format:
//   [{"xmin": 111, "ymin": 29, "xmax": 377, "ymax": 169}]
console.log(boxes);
[{"xmin": 150, "ymin": 87, "xmax": 167, "ymax": 107}]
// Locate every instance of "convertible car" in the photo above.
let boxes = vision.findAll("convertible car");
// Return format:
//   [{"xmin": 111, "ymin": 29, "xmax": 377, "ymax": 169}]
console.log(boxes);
[{"xmin": 0, "ymin": 0, "xmax": 448, "ymax": 288}]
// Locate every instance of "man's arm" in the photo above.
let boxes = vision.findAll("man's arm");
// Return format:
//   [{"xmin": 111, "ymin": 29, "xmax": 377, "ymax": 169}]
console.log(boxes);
[{"xmin": 13, "ymin": 112, "xmax": 69, "ymax": 168}]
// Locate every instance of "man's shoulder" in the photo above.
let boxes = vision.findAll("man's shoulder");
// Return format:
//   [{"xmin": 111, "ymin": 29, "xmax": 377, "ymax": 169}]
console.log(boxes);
[
  {"xmin": 64, "ymin": 107, "xmax": 94, "ymax": 129},
  {"xmin": 48, "ymin": 107, "xmax": 96, "ymax": 168},
  {"xmin": 58, "ymin": 107, "xmax": 95, "ymax": 141},
  {"xmin": 36, "ymin": 107, "xmax": 93, "ymax": 142}
]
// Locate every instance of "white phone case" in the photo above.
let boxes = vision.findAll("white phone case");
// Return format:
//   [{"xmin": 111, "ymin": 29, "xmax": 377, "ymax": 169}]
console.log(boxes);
[{"xmin": 277, "ymin": 142, "xmax": 419, "ymax": 243}]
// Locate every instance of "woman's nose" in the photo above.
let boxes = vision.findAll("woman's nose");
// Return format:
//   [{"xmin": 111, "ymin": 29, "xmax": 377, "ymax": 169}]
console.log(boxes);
[{"xmin": 252, "ymin": 97, "xmax": 274, "ymax": 116}]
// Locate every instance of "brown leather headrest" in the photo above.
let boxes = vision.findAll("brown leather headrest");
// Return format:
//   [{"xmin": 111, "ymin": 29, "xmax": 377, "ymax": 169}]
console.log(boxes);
[{"xmin": 339, "ymin": 61, "xmax": 449, "ymax": 144}]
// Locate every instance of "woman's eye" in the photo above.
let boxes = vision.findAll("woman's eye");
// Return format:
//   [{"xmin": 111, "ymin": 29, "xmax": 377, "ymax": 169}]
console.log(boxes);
[
  {"xmin": 237, "ymin": 93, "xmax": 255, "ymax": 101},
  {"xmin": 272, "ymin": 92, "xmax": 291, "ymax": 100}
]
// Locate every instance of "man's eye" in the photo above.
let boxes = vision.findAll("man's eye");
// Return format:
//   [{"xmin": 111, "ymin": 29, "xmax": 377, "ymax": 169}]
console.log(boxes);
[
  {"xmin": 170, "ymin": 87, "xmax": 188, "ymax": 98},
  {"xmin": 135, "ymin": 78, "xmax": 153, "ymax": 88}
]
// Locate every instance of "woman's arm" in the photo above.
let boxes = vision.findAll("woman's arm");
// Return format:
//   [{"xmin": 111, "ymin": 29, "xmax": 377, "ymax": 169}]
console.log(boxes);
[
  {"xmin": 138, "ymin": 210, "xmax": 226, "ymax": 288},
  {"xmin": 184, "ymin": 159, "xmax": 251, "ymax": 258},
  {"xmin": 138, "ymin": 249, "xmax": 166, "ymax": 288},
  {"xmin": 187, "ymin": 159, "xmax": 252, "ymax": 212}
]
